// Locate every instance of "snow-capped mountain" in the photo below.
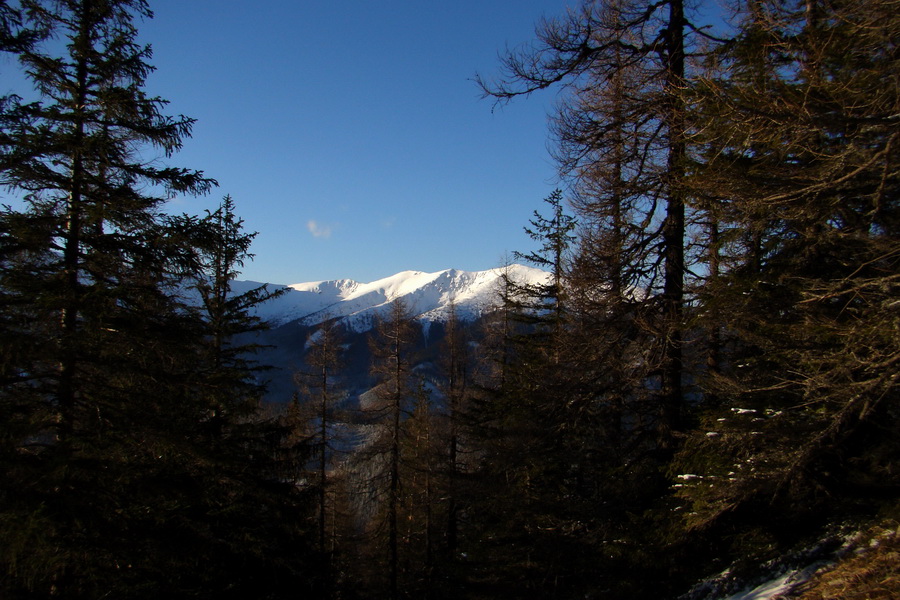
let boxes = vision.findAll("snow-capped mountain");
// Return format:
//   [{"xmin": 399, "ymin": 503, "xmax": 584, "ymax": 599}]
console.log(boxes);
[
  {"xmin": 233, "ymin": 265, "xmax": 549, "ymax": 403},
  {"xmin": 237, "ymin": 264, "xmax": 550, "ymax": 332}
]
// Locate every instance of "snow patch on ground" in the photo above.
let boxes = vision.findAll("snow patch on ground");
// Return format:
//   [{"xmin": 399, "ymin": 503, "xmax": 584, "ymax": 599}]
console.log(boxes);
[
  {"xmin": 680, "ymin": 528, "xmax": 865, "ymax": 600},
  {"xmin": 722, "ymin": 565, "xmax": 821, "ymax": 600}
]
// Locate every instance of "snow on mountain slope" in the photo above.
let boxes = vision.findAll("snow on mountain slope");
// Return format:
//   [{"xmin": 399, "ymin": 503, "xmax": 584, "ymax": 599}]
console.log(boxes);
[
  {"xmin": 244, "ymin": 265, "xmax": 549, "ymax": 331},
  {"xmin": 228, "ymin": 279, "xmax": 342, "ymax": 325}
]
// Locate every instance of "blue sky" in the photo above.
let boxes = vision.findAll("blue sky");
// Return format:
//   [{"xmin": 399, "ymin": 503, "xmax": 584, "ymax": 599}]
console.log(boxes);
[{"xmin": 134, "ymin": 0, "xmax": 575, "ymax": 284}]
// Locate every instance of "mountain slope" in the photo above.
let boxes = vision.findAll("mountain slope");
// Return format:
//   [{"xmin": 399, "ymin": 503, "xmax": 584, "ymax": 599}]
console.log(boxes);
[{"xmin": 239, "ymin": 265, "xmax": 548, "ymax": 403}]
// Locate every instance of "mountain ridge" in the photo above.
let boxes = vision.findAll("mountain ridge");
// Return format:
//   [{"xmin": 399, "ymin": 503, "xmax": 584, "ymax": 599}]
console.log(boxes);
[{"xmin": 237, "ymin": 264, "xmax": 550, "ymax": 332}]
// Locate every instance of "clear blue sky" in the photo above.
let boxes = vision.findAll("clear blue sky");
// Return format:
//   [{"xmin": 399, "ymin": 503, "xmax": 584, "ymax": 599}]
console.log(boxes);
[{"xmin": 135, "ymin": 0, "xmax": 574, "ymax": 284}]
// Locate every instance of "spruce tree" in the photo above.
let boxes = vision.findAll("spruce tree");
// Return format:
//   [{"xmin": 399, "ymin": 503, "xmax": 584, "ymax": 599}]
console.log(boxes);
[
  {"xmin": 0, "ymin": 2, "xmax": 213, "ymax": 594},
  {"xmin": 0, "ymin": 0, "xmax": 39, "ymax": 54},
  {"xmin": 0, "ymin": 4, "xmax": 321, "ymax": 597},
  {"xmin": 514, "ymin": 189, "xmax": 575, "ymax": 355},
  {"xmin": 190, "ymin": 195, "xmax": 284, "ymax": 432},
  {"xmin": 0, "ymin": 0, "xmax": 214, "ymax": 443}
]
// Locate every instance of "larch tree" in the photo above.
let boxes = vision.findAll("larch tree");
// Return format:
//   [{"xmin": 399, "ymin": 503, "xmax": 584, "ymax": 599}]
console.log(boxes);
[
  {"xmin": 294, "ymin": 315, "xmax": 346, "ymax": 559},
  {"xmin": 367, "ymin": 297, "xmax": 418, "ymax": 600},
  {"xmin": 470, "ymin": 0, "xmax": 728, "ymax": 595},
  {"xmin": 398, "ymin": 379, "xmax": 442, "ymax": 595},
  {"xmin": 477, "ymin": 0, "xmax": 724, "ymax": 446},
  {"xmin": 671, "ymin": 0, "xmax": 900, "ymax": 559},
  {"xmin": 438, "ymin": 298, "xmax": 467, "ymax": 561}
]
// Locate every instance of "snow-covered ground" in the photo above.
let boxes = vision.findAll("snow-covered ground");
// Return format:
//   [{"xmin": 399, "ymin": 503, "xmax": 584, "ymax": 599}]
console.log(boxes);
[
  {"xmin": 681, "ymin": 524, "xmax": 900, "ymax": 600},
  {"xmin": 718, "ymin": 565, "xmax": 821, "ymax": 600}
]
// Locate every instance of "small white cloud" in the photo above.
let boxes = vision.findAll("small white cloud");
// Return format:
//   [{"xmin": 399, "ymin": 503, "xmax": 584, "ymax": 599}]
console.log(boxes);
[
  {"xmin": 381, "ymin": 217, "xmax": 396, "ymax": 229},
  {"xmin": 307, "ymin": 220, "xmax": 333, "ymax": 239}
]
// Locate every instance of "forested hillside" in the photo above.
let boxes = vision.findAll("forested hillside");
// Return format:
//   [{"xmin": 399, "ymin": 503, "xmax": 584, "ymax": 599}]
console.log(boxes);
[{"xmin": 1, "ymin": 0, "xmax": 897, "ymax": 599}]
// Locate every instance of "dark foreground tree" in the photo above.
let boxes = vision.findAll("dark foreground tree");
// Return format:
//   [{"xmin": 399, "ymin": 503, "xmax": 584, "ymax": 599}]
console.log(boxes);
[
  {"xmin": 670, "ymin": 0, "xmax": 900, "ymax": 577},
  {"xmin": 477, "ymin": 0, "xmax": 709, "ymax": 446},
  {"xmin": 471, "ymin": 0, "xmax": 899, "ymax": 596},
  {"xmin": 189, "ymin": 195, "xmax": 286, "ymax": 434},
  {"xmin": 0, "ymin": 3, "xmax": 321, "ymax": 597}
]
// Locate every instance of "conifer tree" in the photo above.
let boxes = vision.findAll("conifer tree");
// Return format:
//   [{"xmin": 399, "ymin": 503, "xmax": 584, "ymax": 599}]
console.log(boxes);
[
  {"xmin": 439, "ymin": 299, "xmax": 467, "ymax": 560},
  {"xmin": 190, "ymin": 195, "xmax": 284, "ymax": 432},
  {"xmin": 471, "ymin": 2, "xmax": 732, "ymax": 594},
  {"xmin": 0, "ymin": 3, "xmax": 214, "ymax": 593},
  {"xmin": 0, "ymin": 0, "xmax": 39, "ymax": 54},
  {"xmin": 367, "ymin": 297, "xmax": 417, "ymax": 599},
  {"xmin": 672, "ymin": 0, "xmax": 900, "ymax": 564},
  {"xmin": 476, "ymin": 0, "xmax": 708, "ymax": 444},
  {"xmin": 514, "ymin": 189, "xmax": 576, "ymax": 355},
  {"xmin": 0, "ymin": 4, "xmax": 322, "ymax": 597},
  {"xmin": 0, "ymin": 0, "xmax": 214, "ymax": 444},
  {"xmin": 463, "ymin": 0, "xmax": 898, "ymax": 595},
  {"xmin": 398, "ymin": 380, "xmax": 442, "ymax": 594},
  {"xmin": 294, "ymin": 315, "xmax": 345, "ymax": 560}
]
